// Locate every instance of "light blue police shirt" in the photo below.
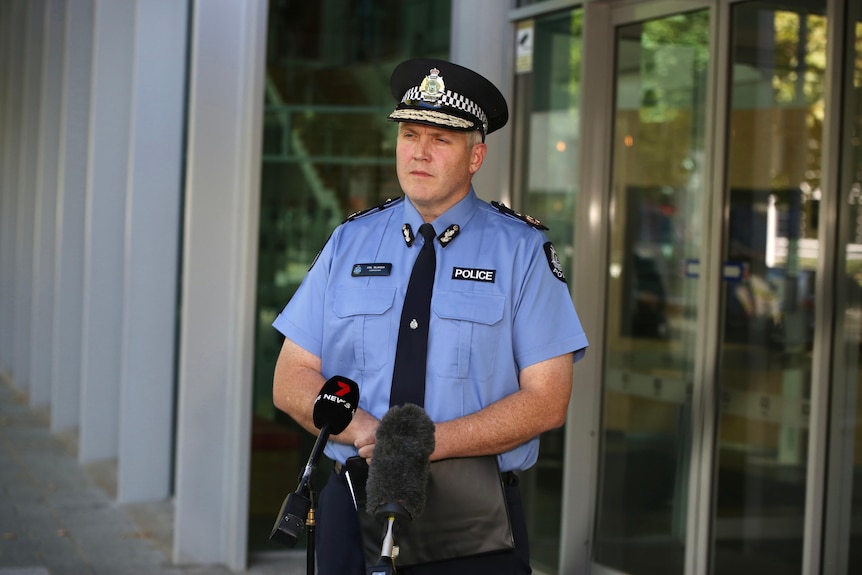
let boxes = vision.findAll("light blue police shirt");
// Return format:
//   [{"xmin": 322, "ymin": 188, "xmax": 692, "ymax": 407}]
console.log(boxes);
[{"xmin": 273, "ymin": 188, "xmax": 588, "ymax": 472}]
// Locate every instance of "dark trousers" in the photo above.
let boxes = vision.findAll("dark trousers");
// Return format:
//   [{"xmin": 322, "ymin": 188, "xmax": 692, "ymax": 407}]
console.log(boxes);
[{"xmin": 315, "ymin": 468, "xmax": 532, "ymax": 575}]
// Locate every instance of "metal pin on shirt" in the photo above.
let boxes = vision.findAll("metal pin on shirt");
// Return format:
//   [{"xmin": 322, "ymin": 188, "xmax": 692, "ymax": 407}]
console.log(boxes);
[{"xmin": 409, "ymin": 319, "xmax": 419, "ymax": 329}]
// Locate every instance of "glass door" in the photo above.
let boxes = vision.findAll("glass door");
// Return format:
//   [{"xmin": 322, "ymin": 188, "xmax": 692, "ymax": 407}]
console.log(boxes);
[
  {"xmin": 711, "ymin": 2, "xmax": 826, "ymax": 573},
  {"xmin": 592, "ymin": 6, "xmax": 711, "ymax": 575},
  {"xmin": 590, "ymin": 1, "xmax": 834, "ymax": 575}
]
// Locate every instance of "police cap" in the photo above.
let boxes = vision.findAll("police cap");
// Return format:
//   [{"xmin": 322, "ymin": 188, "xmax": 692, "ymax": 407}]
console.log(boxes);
[{"xmin": 387, "ymin": 58, "xmax": 508, "ymax": 139}]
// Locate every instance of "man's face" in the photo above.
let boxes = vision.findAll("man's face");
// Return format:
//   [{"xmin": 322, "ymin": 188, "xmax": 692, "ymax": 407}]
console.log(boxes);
[{"xmin": 395, "ymin": 122, "xmax": 486, "ymax": 220}]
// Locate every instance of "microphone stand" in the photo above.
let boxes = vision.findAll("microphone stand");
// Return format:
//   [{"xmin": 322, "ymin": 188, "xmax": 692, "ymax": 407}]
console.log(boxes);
[
  {"xmin": 306, "ymin": 489, "xmax": 316, "ymax": 575},
  {"xmin": 270, "ymin": 425, "xmax": 331, "ymax": 575},
  {"xmin": 367, "ymin": 502, "xmax": 409, "ymax": 575}
]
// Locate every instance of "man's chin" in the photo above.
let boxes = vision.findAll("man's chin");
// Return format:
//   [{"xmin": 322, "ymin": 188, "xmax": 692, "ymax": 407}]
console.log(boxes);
[{"xmin": 404, "ymin": 189, "xmax": 438, "ymax": 203}]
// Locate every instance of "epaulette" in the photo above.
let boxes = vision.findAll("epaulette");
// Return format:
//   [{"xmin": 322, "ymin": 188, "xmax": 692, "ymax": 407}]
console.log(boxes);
[
  {"xmin": 491, "ymin": 201, "xmax": 549, "ymax": 230},
  {"xmin": 343, "ymin": 197, "xmax": 403, "ymax": 223}
]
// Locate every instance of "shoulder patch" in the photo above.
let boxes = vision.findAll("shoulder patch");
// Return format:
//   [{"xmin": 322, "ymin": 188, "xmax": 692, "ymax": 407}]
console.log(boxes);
[
  {"xmin": 343, "ymin": 197, "xmax": 403, "ymax": 223},
  {"xmin": 544, "ymin": 242, "xmax": 567, "ymax": 283},
  {"xmin": 491, "ymin": 201, "xmax": 549, "ymax": 230}
]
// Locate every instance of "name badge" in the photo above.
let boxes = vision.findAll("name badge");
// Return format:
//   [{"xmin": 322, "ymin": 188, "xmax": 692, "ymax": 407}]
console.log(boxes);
[
  {"xmin": 452, "ymin": 267, "xmax": 496, "ymax": 283},
  {"xmin": 352, "ymin": 263, "xmax": 392, "ymax": 277}
]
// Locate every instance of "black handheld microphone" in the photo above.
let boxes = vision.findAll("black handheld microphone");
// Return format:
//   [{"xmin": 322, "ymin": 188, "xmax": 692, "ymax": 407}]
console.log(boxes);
[
  {"xmin": 365, "ymin": 404, "xmax": 435, "ymax": 572},
  {"xmin": 270, "ymin": 375, "xmax": 359, "ymax": 547}
]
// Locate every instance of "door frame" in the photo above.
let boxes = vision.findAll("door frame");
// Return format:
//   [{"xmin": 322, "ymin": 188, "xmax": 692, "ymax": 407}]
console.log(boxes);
[{"xmin": 819, "ymin": 1, "xmax": 855, "ymax": 574}]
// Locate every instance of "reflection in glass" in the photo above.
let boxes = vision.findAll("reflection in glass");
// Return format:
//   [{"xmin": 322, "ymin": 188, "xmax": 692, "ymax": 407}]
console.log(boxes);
[
  {"xmin": 513, "ymin": 10, "xmax": 583, "ymax": 573},
  {"xmin": 593, "ymin": 11, "xmax": 709, "ymax": 575},
  {"xmin": 712, "ymin": 2, "xmax": 826, "ymax": 574},
  {"xmin": 836, "ymin": 7, "xmax": 862, "ymax": 574},
  {"xmin": 251, "ymin": 0, "xmax": 450, "ymax": 553}
]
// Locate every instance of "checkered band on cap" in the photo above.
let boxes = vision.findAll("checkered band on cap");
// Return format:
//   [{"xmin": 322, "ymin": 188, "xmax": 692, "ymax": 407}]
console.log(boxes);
[{"xmin": 399, "ymin": 85, "xmax": 489, "ymax": 134}]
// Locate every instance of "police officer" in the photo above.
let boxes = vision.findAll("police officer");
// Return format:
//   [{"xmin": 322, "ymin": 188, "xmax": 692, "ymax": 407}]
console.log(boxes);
[{"xmin": 272, "ymin": 58, "xmax": 588, "ymax": 574}]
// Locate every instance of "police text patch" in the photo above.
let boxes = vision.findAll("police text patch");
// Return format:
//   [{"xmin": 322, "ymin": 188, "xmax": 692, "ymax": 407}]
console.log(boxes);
[{"xmin": 452, "ymin": 267, "xmax": 496, "ymax": 283}]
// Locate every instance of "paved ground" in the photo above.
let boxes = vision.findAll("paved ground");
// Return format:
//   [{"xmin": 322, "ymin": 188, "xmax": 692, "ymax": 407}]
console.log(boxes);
[{"xmin": 0, "ymin": 377, "xmax": 306, "ymax": 575}]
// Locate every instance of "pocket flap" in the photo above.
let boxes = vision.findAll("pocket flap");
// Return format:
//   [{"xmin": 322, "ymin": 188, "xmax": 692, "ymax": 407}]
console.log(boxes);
[
  {"xmin": 433, "ymin": 291, "xmax": 505, "ymax": 325},
  {"xmin": 334, "ymin": 287, "xmax": 396, "ymax": 317}
]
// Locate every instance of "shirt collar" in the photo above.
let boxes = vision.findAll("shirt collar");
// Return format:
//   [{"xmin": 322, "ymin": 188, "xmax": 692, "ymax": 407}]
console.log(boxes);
[{"xmin": 401, "ymin": 187, "xmax": 481, "ymax": 247}]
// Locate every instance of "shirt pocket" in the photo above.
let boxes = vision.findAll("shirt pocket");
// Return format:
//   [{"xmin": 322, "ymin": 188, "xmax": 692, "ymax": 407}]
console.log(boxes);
[
  {"xmin": 430, "ymin": 291, "xmax": 505, "ymax": 380},
  {"xmin": 333, "ymin": 287, "xmax": 396, "ymax": 371}
]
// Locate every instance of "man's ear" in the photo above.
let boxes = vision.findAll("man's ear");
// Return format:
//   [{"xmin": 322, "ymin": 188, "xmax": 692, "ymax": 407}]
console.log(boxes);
[{"xmin": 469, "ymin": 142, "xmax": 487, "ymax": 175}]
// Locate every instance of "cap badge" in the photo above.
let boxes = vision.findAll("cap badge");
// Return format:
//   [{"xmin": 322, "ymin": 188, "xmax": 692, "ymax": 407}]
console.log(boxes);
[{"xmin": 419, "ymin": 68, "xmax": 445, "ymax": 103}]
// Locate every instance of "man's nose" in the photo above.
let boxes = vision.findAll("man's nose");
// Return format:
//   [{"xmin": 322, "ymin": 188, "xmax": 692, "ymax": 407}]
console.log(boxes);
[{"xmin": 412, "ymin": 137, "xmax": 429, "ymax": 160}]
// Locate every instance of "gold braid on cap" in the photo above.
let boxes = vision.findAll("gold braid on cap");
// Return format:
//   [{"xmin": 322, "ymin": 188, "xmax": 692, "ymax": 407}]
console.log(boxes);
[{"xmin": 389, "ymin": 108, "xmax": 476, "ymax": 130}]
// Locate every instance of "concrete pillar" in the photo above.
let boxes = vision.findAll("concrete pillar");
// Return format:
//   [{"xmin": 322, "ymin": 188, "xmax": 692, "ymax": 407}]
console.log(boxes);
[
  {"xmin": 30, "ymin": 0, "xmax": 68, "ymax": 407},
  {"xmin": 173, "ymin": 0, "xmax": 267, "ymax": 568},
  {"xmin": 78, "ymin": 0, "xmax": 135, "ymax": 461},
  {"xmin": 0, "ymin": 1, "xmax": 23, "ymax": 376},
  {"xmin": 51, "ymin": 0, "xmax": 95, "ymax": 433},
  {"xmin": 117, "ymin": 0, "xmax": 188, "ymax": 504},
  {"xmin": 450, "ymin": 0, "xmax": 513, "ymax": 205},
  {"xmin": 12, "ymin": 0, "xmax": 47, "ymax": 392}
]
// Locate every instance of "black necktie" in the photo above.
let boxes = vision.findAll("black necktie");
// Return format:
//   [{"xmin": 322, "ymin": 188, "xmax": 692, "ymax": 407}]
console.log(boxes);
[{"xmin": 390, "ymin": 223, "xmax": 436, "ymax": 408}]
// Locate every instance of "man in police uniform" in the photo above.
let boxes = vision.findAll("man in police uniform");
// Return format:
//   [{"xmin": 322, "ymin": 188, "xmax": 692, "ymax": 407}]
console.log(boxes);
[{"xmin": 272, "ymin": 58, "xmax": 588, "ymax": 574}]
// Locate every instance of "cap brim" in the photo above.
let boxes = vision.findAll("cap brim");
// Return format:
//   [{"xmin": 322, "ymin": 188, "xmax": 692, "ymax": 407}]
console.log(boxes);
[{"xmin": 387, "ymin": 108, "xmax": 478, "ymax": 131}]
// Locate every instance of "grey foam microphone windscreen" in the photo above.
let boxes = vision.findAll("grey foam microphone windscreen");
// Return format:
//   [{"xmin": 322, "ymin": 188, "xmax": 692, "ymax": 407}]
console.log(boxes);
[{"xmin": 365, "ymin": 403, "xmax": 436, "ymax": 520}]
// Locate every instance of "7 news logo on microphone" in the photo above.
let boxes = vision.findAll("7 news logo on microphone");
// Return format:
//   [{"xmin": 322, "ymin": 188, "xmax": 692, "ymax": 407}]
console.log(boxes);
[
  {"xmin": 312, "ymin": 376, "xmax": 359, "ymax": 434},
  {"xmin": 317, "ymin": 378, "xmax": 355, "ymax": 411}
]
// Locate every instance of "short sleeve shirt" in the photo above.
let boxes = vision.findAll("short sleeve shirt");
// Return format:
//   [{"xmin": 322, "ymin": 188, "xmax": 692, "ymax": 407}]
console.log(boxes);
[{"xmin": 273, "ymin": 188, "xmax": 588, "ymax": 471}]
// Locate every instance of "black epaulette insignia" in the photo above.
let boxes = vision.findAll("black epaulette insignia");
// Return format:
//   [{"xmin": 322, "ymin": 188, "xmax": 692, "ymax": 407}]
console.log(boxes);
[
  {"xmin": 343, "ymin": 197, "xmax": 403, "ymax": 223},
  {"xmin": 491, "ymin": 201, "xmax": 549, "ymax": 230},
  {"xmin": 402, "ymin": 223, "xmax": 415, "ymax": 246},
  {"xmin": 438, "ymin": 224, "xmax": 460, "ymax": 246}
]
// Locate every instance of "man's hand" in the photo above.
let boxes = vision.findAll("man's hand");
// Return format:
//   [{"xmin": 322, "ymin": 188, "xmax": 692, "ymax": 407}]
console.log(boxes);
[{"xmin": 352, "ymin": 411, "xmax": 380, "ymax": 464}]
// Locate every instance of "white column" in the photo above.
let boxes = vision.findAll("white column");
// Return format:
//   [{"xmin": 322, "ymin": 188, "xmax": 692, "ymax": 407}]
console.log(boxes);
[
  {"xmin": 117, "ymin": 0, "xmax": 188, "ymax": 504},
  {"xmin": 450, "ymin": 0, "xmax": 513, "ymax": 205},
  {"xmin": 173, "ymin": 0, "xmax": 267, "ymax": 568},
  {"xmin": 12, "ymin": 0, "xmax": 46, "ymax": 392},
  {"xmin": 51, "ymin": 0, "xmax": 94, "ymax": 432},
  {"xmin": 79, "ymin": 0, "xmax": 135, "ymax": 461},
  {"xmin": 29, "ymin": 0, "xmax": 67, "ymax": 407},
  {"xmin": 0, "ymin": 0, "xmax": 23, "ymax": 375}
]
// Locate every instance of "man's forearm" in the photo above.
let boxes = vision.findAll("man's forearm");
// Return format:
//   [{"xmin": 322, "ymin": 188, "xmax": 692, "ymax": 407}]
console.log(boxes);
[
  {"xmin": 431, "ymin": 353, "xmax": 573, "ymax": 461},
  {"xmin": 431, "ymin": 388, "xmax": 564, "ymax": 461},
  {"xmin": 273, "ymin": 339, "xmax": 380, "ymax": 449}
]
